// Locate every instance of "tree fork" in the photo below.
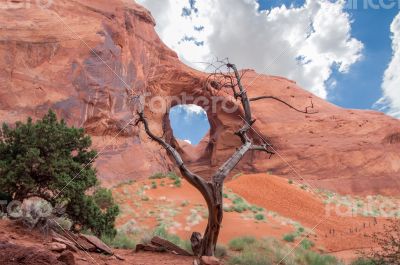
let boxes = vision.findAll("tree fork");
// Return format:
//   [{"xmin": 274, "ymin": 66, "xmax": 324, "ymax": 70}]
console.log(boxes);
[{"xmin": 136, "ymin": 60, "xmax": 316, "ymax": 257}]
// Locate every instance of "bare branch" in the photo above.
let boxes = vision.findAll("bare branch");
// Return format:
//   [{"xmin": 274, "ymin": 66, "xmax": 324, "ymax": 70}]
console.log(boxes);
[
  {"xmin": 249, "ymin": 95, "xmax": 317, "ymax": 114},
  {"xmin": 136, "ymin": 110, "xmax": 212, "ymax": 202}
]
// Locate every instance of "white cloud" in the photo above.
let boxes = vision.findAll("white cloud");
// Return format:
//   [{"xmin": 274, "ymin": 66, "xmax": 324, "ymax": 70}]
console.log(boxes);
[
  {"xmin": 182, "ymin": 104, "xmax": 207, "ymax": 115},
  {"xmin": 183, "ymin": 139, "xmax": 192, "ymax": 144},
  {"xmin": 137, "ymin": 0, "xmax": 363, "ymax": 99},
  {"xmin": 376, "ymin": 12, "xmax": 400, "ymax": 118}
]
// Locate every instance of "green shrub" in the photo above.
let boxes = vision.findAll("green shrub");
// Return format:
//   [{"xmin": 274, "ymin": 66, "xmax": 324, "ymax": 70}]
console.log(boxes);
[
  {"xmin": 173, "ymin": 178, "xmax": 182, "ymax": 188},
  {"xmin": 283, "ymin": 233, "xmax": 296, "ymax": 242},
  {"xmin": 167, "ymin": 172, "xmax": 180, "ymax": 180},
  {"xmin": 255, "ymin": 213, "xmax": 265, "ymax": 221},
  {"xmin": 53, "ymin": 217, "xmax": 73, "ymax": 231},
  {"xmin": 101, "ymin": 233, "xmax": 136, "ymax": 249},
  {"xmin": 350, "ymin": 258, "xmax": 376, "ymax": 265},
  {"xmin": 149, "ymin": 172, "xmax": 165, "ymax": 179},
  {"xmin": 303, "ymin": 251, "xmax": 339, "ymax": 265},
  {"xmin": 298, "ymin": 227, "xmax": 305, "ymax": 233},
  {"xmin": 151, "ymin": 181, "xmax": 157, "ymax": 189},
  {"xmin": 300, "ymin": 239, "xmax": 315, "ymax": 250},
  {"xmin": 0, "ymin": 110, "xmax": 119, "ymax": 238},
  {"xmin": 229, "ymin": 250, "xmax": 272, "ymax": 265},
  {"xmin": 288, "ymin": 179, "xmax": 294, "ymax": 184},
  {"xmin": 228, "ymin": 236, "xmax": 256, "ymax": 251}
]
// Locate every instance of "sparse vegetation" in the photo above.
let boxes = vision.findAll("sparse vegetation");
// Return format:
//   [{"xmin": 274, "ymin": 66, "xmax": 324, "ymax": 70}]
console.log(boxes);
[
  {"xmin": 228, "ymin": 236, "xmax": 256, "ymax": 251},
  {"xmin": 283, "ymin": 233, "xmax": 296, "ymax": 242},
  {"xmin": 350, "ymin": 258, "xmax": 376, "ymax": 265},
  {"xmin": 228, "ymin": 237, "xmax": 340, "ymax": 265},
  {"xmin": 254, "ymin": 213, "xmax": 265, "ymax": 221},
  {"xmin": 151, "ymin": 181, "xmax": 157, "ymax": 189},
  {"xmin": 149, "ymin": 172, "xmax": 166, "ymax": 180},
  {"xmin": 300, "ymin": 239, "xmax": 315, "ymax": 250},
  {"xmin": 101, "ymin": 233, "xmax": 136, "ymax": 249},
  {"xmin": 288, "ymin": 179, "xmax": 294, "ymax": 184}
]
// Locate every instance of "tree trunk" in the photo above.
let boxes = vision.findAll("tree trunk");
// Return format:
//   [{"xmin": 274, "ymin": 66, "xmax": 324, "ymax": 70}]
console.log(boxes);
[{"xmin": 192, "ymin": 183, "xmax": 224, "ymax": 257}]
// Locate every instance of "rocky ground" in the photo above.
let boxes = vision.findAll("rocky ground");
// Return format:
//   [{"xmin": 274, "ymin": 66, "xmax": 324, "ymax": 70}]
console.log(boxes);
[{"xmin": 0, "ymin": 220, "xmax": 195, "ymax": 265}]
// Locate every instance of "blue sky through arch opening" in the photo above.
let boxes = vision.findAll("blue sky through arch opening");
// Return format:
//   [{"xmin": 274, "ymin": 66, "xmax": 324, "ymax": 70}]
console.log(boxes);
[{"xmin": 169, "ymin": 104, "xmax": 210, "ymax": 145}]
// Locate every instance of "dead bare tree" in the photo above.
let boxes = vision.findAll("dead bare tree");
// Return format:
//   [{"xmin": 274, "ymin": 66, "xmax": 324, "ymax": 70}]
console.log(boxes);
[{"xmin": 136, "ymin": 60, "xmax": 316, "ymax": 257}]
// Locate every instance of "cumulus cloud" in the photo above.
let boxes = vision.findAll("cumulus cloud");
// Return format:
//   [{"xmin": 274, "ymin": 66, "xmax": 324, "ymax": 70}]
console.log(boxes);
[
  {"xmin": 375, "ymin": 12, "xmax": 400, "ymax": 118},
  {"xmin": 182, "ymin": 104, "xmax": 207, "ymax": 115},
  {"xmin": 183, "ymin": 139, "xmax": 192, "ymax": 144},
  {"xmin": 170, "ymin": 104, "xmax": 207, "ymax": 122},
  {"xmin": 137, "ymin": 0, "xmax": 363, "ymax": 99}
]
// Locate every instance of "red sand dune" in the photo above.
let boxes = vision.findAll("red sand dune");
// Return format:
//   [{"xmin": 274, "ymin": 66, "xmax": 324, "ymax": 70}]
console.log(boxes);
[{"xmin": 227, "ymin": 174, "xmax": 388, "ymax": 255}]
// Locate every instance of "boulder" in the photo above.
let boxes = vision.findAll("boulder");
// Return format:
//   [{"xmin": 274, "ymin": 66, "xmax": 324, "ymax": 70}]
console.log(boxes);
[
  {"xmin": 49, "ymin": 242, "xmax": 67, "ymax": 252},
  {"xmin": 57, "ymin": 251, "xmax": 75, "ymax": 265}
]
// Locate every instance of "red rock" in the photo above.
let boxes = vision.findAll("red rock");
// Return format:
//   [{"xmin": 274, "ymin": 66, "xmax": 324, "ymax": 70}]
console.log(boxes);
[
  {"xmin": 0, "ymin": 0, "xmax": 399, "ymax": 195},
  {"xmin": 57, "ymin": 251, "xmax": 76, "ymax": 265},
  {"xmin": 80, "ymin": 234, "xmax": 113, "ymax": 255},
  {"xmin": 49, "ymin": 242, "xmax": 67, "ymax": 252}
]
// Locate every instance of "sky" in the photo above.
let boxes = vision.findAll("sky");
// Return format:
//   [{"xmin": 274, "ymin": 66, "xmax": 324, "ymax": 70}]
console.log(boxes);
[{"xmin": 138, "ymin": 0, "xmax": 400, "ymax": 144}]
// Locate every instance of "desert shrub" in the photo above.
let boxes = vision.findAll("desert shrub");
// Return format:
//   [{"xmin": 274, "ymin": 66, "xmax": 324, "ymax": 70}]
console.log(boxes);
[
  {"xmin": 149, "ymin": 172, "xmax": 166, "ymax": 179},
  {"xmin": 68, "ymin": 193, "xmax": 119, "ymax": 238},
  {"xmin": 298, "ymin": 226, "xmax": 305, "ymax": 233},
  {"xmin": 167, "ymin": 172, "xmax": 180, "ymax": 180},
  {"xmin": 255, "ymin": 213, "xmax": 265, "ymax": 221},
  {"xmin": 173, "ymin": 178, "xmax": 182, "ymax": 188},
  {"xmin": 101, "ymin": 233, "xmax": 136, "ymax": 249},
  {"xmin": 302, "ymin": 251, "xmax": 339, "ymax": 265},
  {"xmin": 0, "ymin": 110, "xmax": 119, "ymax": 238},
  {"xmin": 288, "ymin": 179, "xmax": 294, "ymax": 184},
  {"xmin": 300, "ymin": 239, "xmax": 315, "ymax": 250},
  {"xmin": 228, "ymin": 236, "xmax": 256, "ymax": 251},
  {"xmin": 229, "ymin": 250, "xmax": 272, "ymax": 265},
  {"xmin": 283, "ymin": 233, "xmax": 296, "ymax": 242},
  {"xmin": 350, "ymin": 258, "xmax": 376, "ymax": 265},
  {"xmin": 151, "ymin": 181, "xmax": 157, "ymax": 189},
  {"xmin": 93, "ymin": 188, "xmax": 115, "ymax": 209},
  {"xmin": 53, "ymin": 216, "xmax": 73, "ymax": 231},
  {"xmin": 228, "ymin": 237, "xmax": 340, "ymax": 265}
]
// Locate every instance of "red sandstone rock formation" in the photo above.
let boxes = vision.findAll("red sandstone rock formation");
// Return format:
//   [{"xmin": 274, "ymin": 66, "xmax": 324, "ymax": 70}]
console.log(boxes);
[{"xmin": 0, "ymin": 0, "xmax": 399, "ymax": 194}]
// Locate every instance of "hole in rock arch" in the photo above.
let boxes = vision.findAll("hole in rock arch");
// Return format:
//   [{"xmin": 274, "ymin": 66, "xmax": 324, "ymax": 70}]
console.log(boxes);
[{"xmin": 169, "ymin": 104, "xmax": 210, "ymax": 145}]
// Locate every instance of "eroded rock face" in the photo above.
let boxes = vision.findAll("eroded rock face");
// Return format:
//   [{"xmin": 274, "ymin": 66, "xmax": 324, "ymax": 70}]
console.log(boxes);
[{"xmin": 0, "ymin": 0, "xmax": 399, "ymax": 194}]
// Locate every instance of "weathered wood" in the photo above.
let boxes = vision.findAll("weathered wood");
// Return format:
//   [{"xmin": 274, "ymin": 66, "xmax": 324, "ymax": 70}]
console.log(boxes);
[
  {"xmin": 151, "ymin": 236, "xmax": 192, "ymax": 256},
  {"xmin": 191, "ymin": 232, "xmax": 202, "ymax": 256}
]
